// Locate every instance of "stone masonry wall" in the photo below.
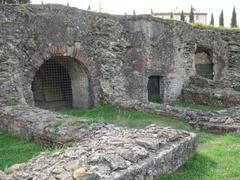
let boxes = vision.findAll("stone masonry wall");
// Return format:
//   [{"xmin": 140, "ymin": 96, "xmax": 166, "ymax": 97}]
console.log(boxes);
[{"xmin": 0, "ymin": 4, "xmax": 240, "ymax": 107}]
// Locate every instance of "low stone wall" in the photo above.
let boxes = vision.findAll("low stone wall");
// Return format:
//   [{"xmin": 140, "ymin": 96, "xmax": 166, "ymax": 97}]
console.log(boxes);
[
  {"xmin": 0, "ymin": 105, "xmax": 90, "ymax": 144},
  {"xmin": 188, "ymin": 106, "xmax": 240, "ymax": 134},
  {"xmin": 0, "ymin": 124, "xmax": 197, "ymax": 180},
  {"xmin": 116, "ymin": 100, "xmax": 240, "ymax": 134},
  {"xmin": 181, "ymin": 76, "xmax": 240, "ymax": 107}
]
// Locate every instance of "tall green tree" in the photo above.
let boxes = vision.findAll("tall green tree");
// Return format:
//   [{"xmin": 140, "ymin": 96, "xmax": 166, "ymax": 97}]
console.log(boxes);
[
  {"xmin": 219, "ymin": 9, "xmax": 224, "ymax": 26},
  {"xmin": 180, "ymin": 10, "xmax": 185, "ymax": 22},
  {"xmin": 231, "ymin": 6, "xmax": 237, "ymax": 27},
  {"xmin": 87, "ymin": 4, "xmax": 91, "ymax": 11},
  {"xmin": 133, "ymin": 9, "xmax": 136, "ymax": 16},
  {"xmin": 210, "ymin": 13, "xmax": 214, "ymax": 26},
  {"xmin": 189, "ymin": 5, "xmax": 194, "ymax": 23},
  {"xmin": 170, "ymin": 12, "xmax": 174, "ymax": 19},
  {"xmin": 151, "ymin": 9, "xmax": 153, "ymax": 15}
]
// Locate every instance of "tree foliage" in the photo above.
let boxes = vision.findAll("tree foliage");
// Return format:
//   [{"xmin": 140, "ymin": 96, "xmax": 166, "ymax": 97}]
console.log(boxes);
[
  {"xmin": 231, "ymin": 6, "xmax": 237, "ymax": 27},
  {"xmin": 189, "ymin": 6, "xmax": 194, "ymax": 23},
  {"xmin": 219, "ymin": 9, "xmax": 224, "ymax": 27},
  {"xmin": 210, "ymin": 13, "xmax": 214, "ymax": 26},
  {"xmin": 87, "ymin": 4, "xmax": 91, "ymax": 11},
  {"xmin": 180, "ymin": 10, "xmax": 185, "ymax": 22}
]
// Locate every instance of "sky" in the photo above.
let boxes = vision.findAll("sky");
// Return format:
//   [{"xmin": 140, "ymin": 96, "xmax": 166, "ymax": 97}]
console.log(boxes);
[{"xmin": 31, "ymin": 0, "xmax": 239, "ymax": 27}]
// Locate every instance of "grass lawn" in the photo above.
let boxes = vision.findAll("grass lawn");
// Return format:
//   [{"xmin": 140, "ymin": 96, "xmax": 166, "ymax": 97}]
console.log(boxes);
[
  {"xmin": 62, "ymin": 105, "xmax": 240, "ymax": 180},
  {"xmin": 1, "ymin": 105, "xmax": 239, "ymax": 179},
  {"xmin": 0, "ymin": 131, "xmax": 46, "ymax": 170},
  {"xmin": 173, "ymin": 101, "xmax": 224, "ymax": 112}
]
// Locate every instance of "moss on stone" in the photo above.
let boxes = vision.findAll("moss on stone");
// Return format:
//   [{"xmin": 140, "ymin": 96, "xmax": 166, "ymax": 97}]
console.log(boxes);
[{"xmin": 51, "ymin": 120, "xmax": 64, "ymax": 128}]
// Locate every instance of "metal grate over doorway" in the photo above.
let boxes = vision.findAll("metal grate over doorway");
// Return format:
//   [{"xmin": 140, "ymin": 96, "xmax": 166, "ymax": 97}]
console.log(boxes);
[{"xmin": 32, "ymin": 59, "xmax": 73, "ymax": 110}]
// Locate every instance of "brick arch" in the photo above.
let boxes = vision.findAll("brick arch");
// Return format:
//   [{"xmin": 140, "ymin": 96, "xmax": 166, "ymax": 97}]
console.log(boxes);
[{"xmin": 22, "ymin": 44, "xmax": 101, "ymax": 108}]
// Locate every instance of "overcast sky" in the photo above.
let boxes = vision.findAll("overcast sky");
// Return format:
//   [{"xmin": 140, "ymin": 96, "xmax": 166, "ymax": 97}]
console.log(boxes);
[{"xmin": 31, "ymin": 0, "xmax": 239, "ymax": 27}]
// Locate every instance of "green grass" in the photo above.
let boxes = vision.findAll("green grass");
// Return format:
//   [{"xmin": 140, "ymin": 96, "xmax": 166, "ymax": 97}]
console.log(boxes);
[
  {"xmin": 173, "ymin": 101, "xmax": 224, "ymax": 112},
  {"xmin": 191, "ymin": 22, "xmax": 240, "ymax": 32},
  {"xmin": 0, "ymin": 131, "xmax": 45, "ymax": 170},
  {"xmin": 91, "ymin": 11, "xmax": 111, "ymax": 17},
  {"xmin": 148, "ymin": 94, "xmax": 163, "ymax": 104},
  {"xmin": 158, "ymin": 135, "xmax": 240, "ymax": 180},
  {"xmin": 61, "ymin": 105, "xmax": 189, "ymax": 129},
  {"xmin": 62, "ymin": 105, "xmax": 240, "ymax": 180}
]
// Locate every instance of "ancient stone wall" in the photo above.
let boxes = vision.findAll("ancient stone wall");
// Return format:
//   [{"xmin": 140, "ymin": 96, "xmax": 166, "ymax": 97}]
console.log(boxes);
[{"xmin": 0, "ymin": 4, "xmax": 240, "ymax": 108}]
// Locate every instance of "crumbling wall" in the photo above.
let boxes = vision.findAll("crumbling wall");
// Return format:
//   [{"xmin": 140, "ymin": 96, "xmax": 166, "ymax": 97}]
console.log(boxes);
[{"xmin": 0, "ymin": 4, "xmax": 240, "ymax": 108}]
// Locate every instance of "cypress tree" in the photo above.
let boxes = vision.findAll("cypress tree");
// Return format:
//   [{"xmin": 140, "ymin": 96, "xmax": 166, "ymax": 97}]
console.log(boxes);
[
  {"xmin": 180, "ymin": 10, "xmax": 185, "ymax": 22},
  {"xmin": 219, "ymin": 9, "xmax": 224, "ymax": 27},
  {"xmin": 170, "ymin": 12, "xmax": 174, "ymax": 19},
  {"xmin": 151, "ymin": 9, "xmax": 153, "ymax": 15},
  {"xmin": 210, "ymin": 13, "xmax": 214, "ymax": 26},
  {"xmin": 231, "ymin": 6, "xmax": 237, "ymax": 27},
  {"xmin": 133, "ymin": 9, "xmax": 136, "ymax": 16},
  {"xmin": 87, "ymin": 4, "xmax": 91, "ymax": 11},
  {"xmin": 189, "ymin": 6, "xmax": 194, "ymax": 23}
]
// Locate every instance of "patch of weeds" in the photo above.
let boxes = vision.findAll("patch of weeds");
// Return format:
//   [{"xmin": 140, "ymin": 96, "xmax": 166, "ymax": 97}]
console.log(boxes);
[
  {"xmin": 78, "ymin": 123, "xmax": 90, "ymax": 129},
  {"xmin": 19, "ymin": 3, "xmax": 30, "ymax": 8},
  {"xmin": 43, "ymin": 144, "xmax": 63, "ymax": 155},
  {"xmin": 91, "ymin": 11, "xmax": 110, "ymax": 17},
  {"xmin": 6, "ymin": 99, "xmax": 18, "ymax": 106},
  {"xmin": 148, "ymin": 94, "xmax": 163, "ymax": 104},
  {"xmin": 233, "ymin": 85, "xmax": 240, "ymax": 92},
  {"xmin": 191, "ymin": 22, "xmax": 240, "ymax": 32},
  {"xmin": 68, "ymin": 120, "xmax": 95, "ymax": 129},
  {"xmin": 51, "ymin": 119, "xmax": 64, "ymax": 128}
]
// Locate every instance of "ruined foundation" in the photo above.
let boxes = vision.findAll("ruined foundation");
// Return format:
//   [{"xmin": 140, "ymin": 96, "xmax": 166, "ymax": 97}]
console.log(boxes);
[{"xmin": 0, "ymin": 124, "xmax": 196, "ymax": 180}]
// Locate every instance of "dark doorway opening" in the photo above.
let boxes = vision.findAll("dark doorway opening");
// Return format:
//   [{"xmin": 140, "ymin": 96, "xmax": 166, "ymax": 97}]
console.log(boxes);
[
  {"xmin": 32, "ymin": 60, "xmax": 73, "ymax": 109},
  {"xmin": 147, "ymin": 76, "xmax": 163, "ymax": 103}
]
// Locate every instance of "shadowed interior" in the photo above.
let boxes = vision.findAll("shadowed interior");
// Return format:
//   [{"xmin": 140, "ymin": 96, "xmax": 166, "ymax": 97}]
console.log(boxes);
[{"xmin": 32, "ymin": 57, "xmax": 92, "ymax": 110}]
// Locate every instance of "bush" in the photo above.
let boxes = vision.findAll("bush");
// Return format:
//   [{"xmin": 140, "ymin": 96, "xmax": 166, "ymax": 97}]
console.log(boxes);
[{"xmin": 233, "ymin": 85, "xmax": 240, "ymax": 92}]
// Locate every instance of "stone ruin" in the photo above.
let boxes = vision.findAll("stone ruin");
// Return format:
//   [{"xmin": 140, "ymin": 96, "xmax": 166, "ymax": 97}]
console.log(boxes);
[
  {"xmin": 0, "ymin": 124, "xmax": 196, "ymax": 180},
  {"xmin": 0, "ymin": 4, "xmax": 240, "ymax": 179}
]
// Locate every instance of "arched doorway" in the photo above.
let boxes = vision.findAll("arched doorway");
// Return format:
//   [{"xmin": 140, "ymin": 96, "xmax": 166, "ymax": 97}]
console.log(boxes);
[{"xmin": 32, "ymin": 57, "xmax": 92, "ymax": 110}]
